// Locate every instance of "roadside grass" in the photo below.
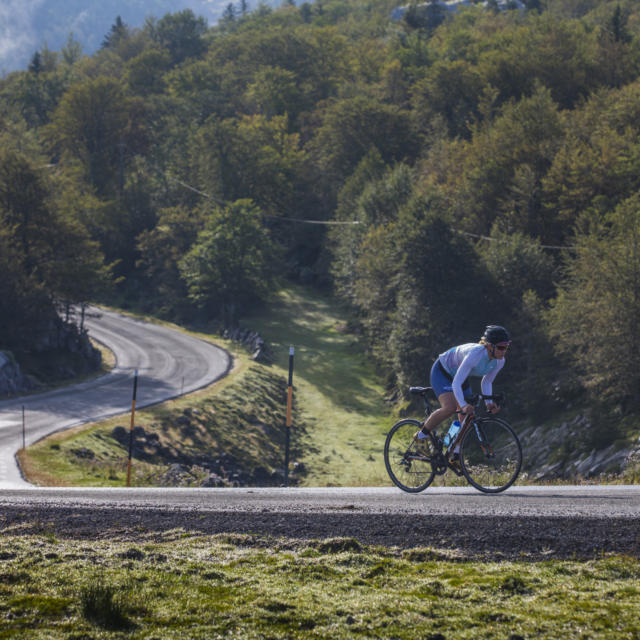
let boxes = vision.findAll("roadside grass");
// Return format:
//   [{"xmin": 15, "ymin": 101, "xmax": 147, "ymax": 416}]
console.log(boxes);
[{"xmin": 0, "ymin": 532, "xmax": 638, "ymax": 638}]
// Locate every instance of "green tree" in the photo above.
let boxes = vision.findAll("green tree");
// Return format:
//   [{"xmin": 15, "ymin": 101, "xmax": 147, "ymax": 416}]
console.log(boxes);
[
  {"xmin": 152, "ymin": 10, "xmax": 208, "ymax": 64},
  {"xmin": 61, "ymin": 34, "xmax": 83, "ymax": 66},
  {"xmin": 330, "ymin": 160, "xmax": 412, "ymax": 305},
  {"xmin": 607, "ymin": 4, "xmax": 631, "ymax": 44},
  {"xmin": 125, "ymin": 48, "xmax": 171, "ymax": 96},
  {"xmin": 47, "ymin": 77, "xmax": 142, "ymax": 196},
  {"xmin": 432, "ymin": 84, "xmax": 564, "ymax": 241},
  {"xmin": 478, "ymin": 228, "xmax": 559, "ymax": 416},
  {"xmin": 192, "ymin": 113, "xmax": 306, "ymax": 217},
  {"xmin": 542, "ymin": 81, "xmax": 640, "ymax": 236},
  {"xmin": 386, "ymin": 197, "xmax": 495, "ymax": 390},
  {"xmin": 309, "ymin": 95, "xmax": 417, "ymax": 205},
  {"xmin": 0, "ymin": 150, "xmax": 111, "ymax": 344},
  {"xmin": 11, "ymin": 53, "xmax": 68, "ymax": 128},
  {"xmin": 244, "ymin": 66, "xmax": 302, "ymax": 119},
  {"xmin": 0, "ymin": 227, "xmax": 50, "ymax": 351},
  {"xmin": 548, "ymin": 194, "xmax": 640, "ymax": 406},
  {"xmin": 28, "ymin": 52, "xmax": 42, "ymax": 74},
  {"xmin": 137, "ymin": 205, "xmax": 206, "ymax": 317},
  {"xmin": 479, "ymin": 227, "xmax": 557, "ymax": 306},
  {"xmin": 44, "ymin": 214, "xmax": 113, "ymax": 309},
  {"xmin": 0, "ymin": 149, "xmax": 52, "ymax": 272},
  {"xmin": 179, "ymin": 200, "xmax": 280, "ymax": 323},
  {"xmin": 102, "ymin": 16, "xmax": 129, "ymax": 50},
  {"xmin": 411, "ymin": 59, "xmax": 485, "ymax": 139},
  {"xmin": 344, "ymin": 187, "xmax": 493, "ymax": 390}
]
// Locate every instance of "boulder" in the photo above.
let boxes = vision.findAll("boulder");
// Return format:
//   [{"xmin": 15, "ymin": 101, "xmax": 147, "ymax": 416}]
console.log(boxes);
[
  {"xmin": 70, "ymin": 447, "xmax": 95, "ymax": 459},
  {"xmin": 201, "ymin": 473, "xmax": 226, "ymax": 487}
]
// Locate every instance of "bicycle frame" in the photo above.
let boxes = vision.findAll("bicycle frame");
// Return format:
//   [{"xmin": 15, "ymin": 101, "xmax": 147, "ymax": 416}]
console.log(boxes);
[
  {"xmin": 408, "ymin": 387, "xmax": 504, "ymax": 465},
  {"xmin": 444, "ymin": 393, "xmax": 504, "ymax": 460}
]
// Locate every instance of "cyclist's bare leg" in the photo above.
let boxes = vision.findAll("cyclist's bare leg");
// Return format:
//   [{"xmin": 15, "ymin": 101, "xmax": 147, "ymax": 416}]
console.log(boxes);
[{"xmin": 420, "ymin": 391, "xmax": 458, "ymax": 433}]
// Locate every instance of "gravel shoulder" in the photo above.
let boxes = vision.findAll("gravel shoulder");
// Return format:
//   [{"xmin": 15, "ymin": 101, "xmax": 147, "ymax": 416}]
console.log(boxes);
[{"xmin": 1, "ymin": 505, "xmax": 638, "ymax": 561}]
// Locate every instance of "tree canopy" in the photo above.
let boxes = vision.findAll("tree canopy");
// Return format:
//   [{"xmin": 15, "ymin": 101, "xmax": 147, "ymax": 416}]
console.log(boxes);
[{"xmin": 2, "ymin": 0, "xmax": 640, "ymax": 417}]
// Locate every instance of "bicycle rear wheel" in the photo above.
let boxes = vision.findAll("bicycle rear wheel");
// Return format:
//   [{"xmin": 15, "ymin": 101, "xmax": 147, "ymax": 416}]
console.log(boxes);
[
  {"xmin": 384, "ymin": 419, "xmax": 436, "ymax": 493},
  {"xmin": 460, "ymin": 418, "xmax": 522, "ymax": 493}
]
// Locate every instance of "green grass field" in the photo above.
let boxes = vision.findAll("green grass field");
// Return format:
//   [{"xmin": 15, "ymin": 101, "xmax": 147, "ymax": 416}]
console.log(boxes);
[{"xmin": 0, "ymin": 532, "xmax": 638, "ymax": 639}]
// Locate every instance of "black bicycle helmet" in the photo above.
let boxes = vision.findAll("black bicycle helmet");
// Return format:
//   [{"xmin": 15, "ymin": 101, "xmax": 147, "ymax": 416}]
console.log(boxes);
[{"xmin": 483, "ymin": 325, "xmax": 511, "ymax": 344}]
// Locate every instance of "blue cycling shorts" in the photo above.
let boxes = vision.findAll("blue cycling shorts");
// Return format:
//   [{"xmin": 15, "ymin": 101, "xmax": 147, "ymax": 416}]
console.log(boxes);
[{"xmin": 430, "ymin": 359, "xmax": 473, "ymax": 401}]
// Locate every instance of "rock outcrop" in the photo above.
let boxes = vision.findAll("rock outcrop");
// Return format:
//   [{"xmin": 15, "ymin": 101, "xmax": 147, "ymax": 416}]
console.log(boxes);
[
  {"xmin": 519, "ymin": 413, "xmax": 637, "ymax": 480},
  {"xmin": 223, "ymin": 327, "xmax": 270, "ymax": 362},
  {"xmin": 0, "ymin": 314, "xmax": 101, "ymax": 398},
  {"xmin": 0, "ymin": 350, "xmax": 32, "ymax": 395}
]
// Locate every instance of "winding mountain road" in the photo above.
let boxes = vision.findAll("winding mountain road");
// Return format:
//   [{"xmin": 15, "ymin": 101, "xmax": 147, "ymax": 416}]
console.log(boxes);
[{"xmin": 0, "ymin": 307, "xmax": 231, "ymax": 487}]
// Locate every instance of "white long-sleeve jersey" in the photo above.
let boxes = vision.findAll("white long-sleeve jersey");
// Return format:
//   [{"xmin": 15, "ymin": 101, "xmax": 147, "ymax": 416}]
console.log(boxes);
[{"xmin": 438, "ymin": 343, "xmax": 505, "ymax": 407}]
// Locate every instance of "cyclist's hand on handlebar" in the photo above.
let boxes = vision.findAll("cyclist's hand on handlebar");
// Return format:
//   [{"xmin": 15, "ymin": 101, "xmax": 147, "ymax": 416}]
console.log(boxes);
[
  {"xmin": 460, "ymin": 404, "xmax": 474, "ymax": 416},
  {"xmin": 486, "ymin": 402, "xmax": 500, "ymax": 414}
]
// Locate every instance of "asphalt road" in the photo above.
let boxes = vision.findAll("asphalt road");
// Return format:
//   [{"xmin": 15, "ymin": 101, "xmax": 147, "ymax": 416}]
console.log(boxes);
[
  {"xmin": 0, "ymin": 307, "xmax": 231, "ymax": 487},
  {"xmin": 0, "ymin": 485, "xmax": 638, "ymax": 517}
]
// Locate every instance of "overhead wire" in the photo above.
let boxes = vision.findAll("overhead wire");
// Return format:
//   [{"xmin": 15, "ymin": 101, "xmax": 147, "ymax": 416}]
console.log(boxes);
[
  {"xmin": 171, "ymin": 176, "xmax": 361, "ymax": 225},
  {"xmin": 456, "ymin": 229, "xmax": 575, "ymax": 251}
]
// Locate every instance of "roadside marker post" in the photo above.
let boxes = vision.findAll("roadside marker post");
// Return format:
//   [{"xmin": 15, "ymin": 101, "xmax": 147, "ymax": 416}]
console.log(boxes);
[
  {"xmin": 284, "ymin": 347, "xmax": 294, "ymax": 487},
  {"xmin": 126, "ymin": 369, "xmax": 139, "ymax": 487}
]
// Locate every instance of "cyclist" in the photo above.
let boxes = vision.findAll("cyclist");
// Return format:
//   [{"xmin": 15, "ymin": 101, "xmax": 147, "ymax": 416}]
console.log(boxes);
[{"xmin": 415, "ymin": 325, "xmax": 510, "ymax": 451}]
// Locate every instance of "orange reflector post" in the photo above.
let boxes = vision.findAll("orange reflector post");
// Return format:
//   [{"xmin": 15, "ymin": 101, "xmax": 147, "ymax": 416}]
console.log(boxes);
[{"xmin": 126, "ymin": 369, "xmax": 139, "ymax": 487}]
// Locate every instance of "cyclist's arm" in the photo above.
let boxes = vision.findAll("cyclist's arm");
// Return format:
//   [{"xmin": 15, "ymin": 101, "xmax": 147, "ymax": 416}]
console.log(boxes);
[
  {"xmin": 480, "ymin": 359, "xmax": 505, "ymax": 402},
  {"xmin": 451, "ymin": 349, "xmax": 483, "ymax": 409}
]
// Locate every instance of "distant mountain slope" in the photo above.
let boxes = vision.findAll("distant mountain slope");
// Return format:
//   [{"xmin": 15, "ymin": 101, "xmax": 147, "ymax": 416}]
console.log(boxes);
[{"xmin": 0, "ymin": 0, "xmax": 277, "ymax": 74}]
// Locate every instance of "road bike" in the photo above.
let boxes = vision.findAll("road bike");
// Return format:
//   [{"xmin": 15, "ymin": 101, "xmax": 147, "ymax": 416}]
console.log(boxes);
[{"xmin": 384, "ymin": 387, "xmax": 522, "ymax": 494}]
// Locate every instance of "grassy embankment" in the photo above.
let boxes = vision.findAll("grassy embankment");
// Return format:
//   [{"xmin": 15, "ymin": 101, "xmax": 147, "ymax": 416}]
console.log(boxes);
[
  {"xmin": 20, "ymin": 285, "xmax": 395, "ymax": 487},
  {"xmin": 0, "ymin": 532, "xmax": 638, "ymax": 639}
]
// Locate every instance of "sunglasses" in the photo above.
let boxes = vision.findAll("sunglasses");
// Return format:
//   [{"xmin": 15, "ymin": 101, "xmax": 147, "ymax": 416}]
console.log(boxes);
[{"xmin": 494, "ymin": 344, "xmax": 510, "ymax": 351}]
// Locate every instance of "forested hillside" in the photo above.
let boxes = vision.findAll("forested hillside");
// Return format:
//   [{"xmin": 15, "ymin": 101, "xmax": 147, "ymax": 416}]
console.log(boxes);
[{"xmin": 1, "ymin": 0, "xmax": 639, "ymax": 451}]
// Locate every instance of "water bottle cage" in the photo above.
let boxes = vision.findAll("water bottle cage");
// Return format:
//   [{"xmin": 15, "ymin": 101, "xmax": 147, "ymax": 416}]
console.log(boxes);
[
  {"xmin": 445, "ymin": 413, "xmax": 473, "ymax": 455},
  {"xmin": 443, "ymin": 420, "xmax": 461, "ymax": 452}
]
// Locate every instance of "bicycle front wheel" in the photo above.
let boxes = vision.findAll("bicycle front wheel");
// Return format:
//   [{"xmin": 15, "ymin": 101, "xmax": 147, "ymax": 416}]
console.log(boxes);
[
  {"xmin": 460, "ymin": 418, "xmax": 522, "ymax": 493},
  {"xmin": 384, "ymin": 419, "xmax": 436, "ymax": 493}
]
